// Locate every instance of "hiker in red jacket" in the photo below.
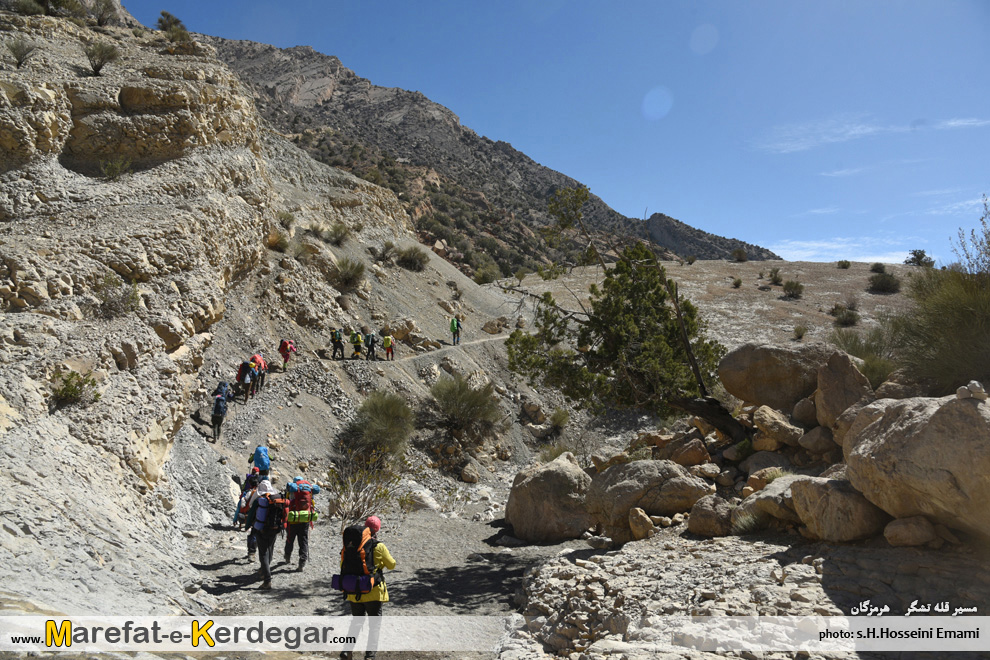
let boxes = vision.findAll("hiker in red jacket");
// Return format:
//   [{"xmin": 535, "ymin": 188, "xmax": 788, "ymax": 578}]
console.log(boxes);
[{"xmin": 277, "ymin": 339, "xmax": 297, "ymax": 372}]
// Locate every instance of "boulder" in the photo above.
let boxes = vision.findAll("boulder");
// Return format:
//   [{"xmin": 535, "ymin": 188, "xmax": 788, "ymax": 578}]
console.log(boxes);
[
  {"xmin": 791, "ymin": 477, "xmax": 890, "ymax": 542},
  {"xmin": 654, "ymin": 435, "xmax": 710, "ymax": 467},
  {"xmin": 845, "ymin": 396, "xmax": 990, "ymax": 538},
  {"xmin": 739, "ymin": 450, "xmax": 792, "ymax": 476},
  {"xmin": 628, "ymin": 507, "xmax": 656, "ymax": 540},
  {"xmin": 798, "ymin": 426, "xmax": 835, "ymax": 454},
  {"xmin": 731, "ymin": 474, "xmax": 808, "ymax": 531},
  {"xmin": 884, "ymin": 516, "xmax": 937, "ymax": 547},
  {"xmin": 505, "ymin": 453, "xmax": 594, "ymax": 543},
  {"xmin": 753, "ymin": 406, "xmax": 803, "ymax": 448},
  {"xmin": 461, "ymin": 460, "xmax": 480, "ymax": 483},
  {"xmin": 586, "ymin": 460, "xmax": 713, "ymax": 544},
  {"xmin": 688, "ymin": 495, "xmax": 734, "ymax": 537},
  {"xmin": 719, "ymin": 343, "xmax": 836, "ymax": 413},
  {"xmin": 815, "ymin": 352, "xmax": 875, "ymax": 429},
  {"xmin": 792, "ymin": 396, "xmax": 818, "ymax": 427}
]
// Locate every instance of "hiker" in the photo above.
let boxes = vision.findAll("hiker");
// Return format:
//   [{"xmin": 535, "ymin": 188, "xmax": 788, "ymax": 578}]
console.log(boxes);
[
  {"xmin": 241, "ymin": 466, "xmax": 261, "ymax": 494},
  {"xmin": 337, "ymin": 516, "xmax": 395, "ymax": 660},
  {"xmin": 450, "ymin": 316, "xmax": 462, "ymax": 345},
  {"xmin": 233, "ymin": 468, "xmax": 260, "ymax": 526},
  {"xmin": 284, "ymin": 476, "xmax": 321, "ymax": 572},
  {"xmin": 278, "ymin": 338, "xmax": 297, "ymax": 372},
  {"xmin": 248, "ymin": 444, "xmax": 271, "ymax": 479},
  {"xmin": 350, "ymin": 329, "xmax": 363, "ymax": 359},
  {"xmin": 236, "ymin": 360, "xmax": 256, "ymax": 403},
  {"xmin": 382, "ymin": 333, "xmax": 395, "ymax": 361},
  {"xmin": 210, "ymin": 381, "xmax": 234, "ymax": 441},
  {"xmin": 365, "ymin": 331, "xmax": 378, "ymax": 361},
  {"xmin": 331, "ymin": 328, "xmax": 345, "ymax": 360},
  {"xmin": 244, "ymin": 478, "xmax": 287, "ymax": 590},
  {"xmin": 250, "ymin": 353, "xmax": 268, "ymax": 394}
]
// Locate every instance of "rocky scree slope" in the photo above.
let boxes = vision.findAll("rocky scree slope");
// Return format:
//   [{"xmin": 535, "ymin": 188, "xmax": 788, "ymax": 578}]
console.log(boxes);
[
  {"xmin": 0, "ymin": 12, "xmax": 412, "ymax": 615},
  {"xmin": 205, "ymin": 38, "xmax": 779, "ymax": 273}
]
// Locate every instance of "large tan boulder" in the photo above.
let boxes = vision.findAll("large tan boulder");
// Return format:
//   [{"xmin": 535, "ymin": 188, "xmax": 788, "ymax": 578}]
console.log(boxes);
[
  {"xmin": 719, "ymin": 343, "xmax": 836, "ymax": 413},
  {"xmin": 791, "ymin": 477, "xmax": 890, "ymax": 542},
  {"xmin": 586, "ymin": 460, "xmax": 713, "ymax": 544},
  {"xmin": 654, "ymin": 434, "xmax": 710, "ymax": 466},
  {"xmin": 884, "ymin": 516, "xmax": 937, "ymax": 547},
  {"xmin": 628, "ymin": 507, "xmax": 656, "ymax": 540},
  {"xmin": 845, "ymin": 396, "xmax": 990, "ymax": 538},
  {"xmin": 505, "ymin": 453, "xmax": 594, "ymax": 543},
  {"xmin": 731, "ymin": 474, "xmax": 808, "ymax": 532},
  {"xmin": 815, "ymin": 352, "xmax": 875, "ymax": 429},
  {"xmin": 688, "ymin": 494, "xmax": 735, "ymax": 537},
  {"xmin": 753, "ymin": 405, "xmax": 803, "ymax": 449}
]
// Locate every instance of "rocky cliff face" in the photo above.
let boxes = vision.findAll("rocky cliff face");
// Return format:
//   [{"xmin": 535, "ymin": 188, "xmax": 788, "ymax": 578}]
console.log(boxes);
[{"xmin": 0, "ymin": 12, "xmax": 409, "ymax": 614}]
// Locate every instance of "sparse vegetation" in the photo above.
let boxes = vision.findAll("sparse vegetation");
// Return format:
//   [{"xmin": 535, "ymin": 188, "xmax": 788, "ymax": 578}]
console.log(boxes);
[
  {"xmin": 94, "ymin": 272, "xmax": 139, "ymax": 319},
  {"xmin": 326, "ymin": 222, "xmax": 351, "ymax": 246},
  {"xmin": 830, "ymin": 322, "xmax": 900, "ymax": 388},
  {"xmin": 783, "ymin": 280, "xmax": 804, "ymax": 298},
  {"xmin": 870, "ymin": 262, "xmax": 887, "ymax": 274},
  {"xmin": 685, "ymin": 255, "xmax": 697, "ymax": 265},
  {"xmin": 837, "ymin": 260, "xmax": 851, "ymax": 269},
  {"xmin": 100, "ymin": 155, "xmax": 132, "ymax": 181},
  {"xmin": 50, "ymin": 367, "xmax": 101, "ymax": 407},
  {"xmin": 324, "ymin": 449, "xmax": 403, "ymax": 534},
  {"xmin": 430, "ymin": 373, "xmax": 502, "ymax": 436},
  {"xmin": 514, "ymin": 267, "xmax": 530, "ymax": 285},
  {"xmin": 768, "ymin": 267, "xmax": 783, "ymax": 285},
  {"xmin": 7, "ymin": 38, "xmax": 38, "ymax": 69},
  {"xmin": 15, "ymin": 0, "xmax": 44, "ymax": 15},
  {"xmin": 732, "ymin": 277, "xmax": 742, "ymax": 288},
  {"xmin": 731, "ymin": 509, "xmax": 767, "ymax": 535},
  {"xmin": 396, "ymin": 245, "xmax": 430, "ymax": 271},
  {"xmin": 793, "ymin": 325, "xmax": 806, "ymax": 341},
  {"xmin": 378, "ymin": 240, "xmax": 397, "ymax": 264},
  {"xmin": 269, "ymin": 231, "xmax": 290, "ymax": 253},
  {"xmin": 156, "ymin": 10, "xmax": 184, "ymax": 31},
  {"xmin": 833, "ymin": 309, "xmax": 860, "ymax": 327},
  {"xmin": 84, "ymin": 41, "xmax": 120, "ymax": 77},
  {"xmin": 17, "ymin": 0, "xmax": 83, "ymax": 17},
  {"xmin": 868, "ymin": 272, "xmax": 901, "ymax": 294},
  {"xmin": 473, "ymin": 261, "xmax": 501, "ymax": 285},
  {"xmin": 950, "ymin": 195, "xmax": 990, "ymax": 274},
  {"xmin": 276, "ymin": 211, "xmax": 295, "ymax": 229},
  {"xmin": 334, "ymin": 257, "xmax": 365, "ymax": 290},
  {"xmin": 349, "ymin": 391, "xmax": 414, "ymax": 458},
  {"xmin": 549, "ymin": 408, "xmax": 570, "ymax": 434},
  {"xmin": 762, "ymin": 467, "xmax": 790, "ymax": 484},
  {"xmin": 904, "ymin": 249, "xmax": 935, "ymax": 268},
  {"xmin": 731, "ymin": 248, "xmax": 748, "ymax": 262},
  {"xmin": 538, "ymin": 441, "xmax": 577, "ymax": 464},
  {"xmin": 91, "ymin": 0, "xmax": 117, "ymax": 26}
]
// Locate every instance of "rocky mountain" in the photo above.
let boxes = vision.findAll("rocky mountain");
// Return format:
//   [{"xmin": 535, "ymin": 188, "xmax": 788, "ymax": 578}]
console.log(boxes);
[{"xmin": 205, "ymin": 38, "xmax": 779, "ymax": 277}]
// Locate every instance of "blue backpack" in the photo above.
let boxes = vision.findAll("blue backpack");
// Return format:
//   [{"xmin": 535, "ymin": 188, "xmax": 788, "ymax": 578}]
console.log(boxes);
[
  {"xmin": 252, "ymin": 446, "xmax": 270, "ymax": 471},
  {"xmin": 212, "ymin": 395, "xmax": 227, "ymax": 418},
  {"xmin": 213, "ymin": 381, "xmax": 232, "ymax": 400}
]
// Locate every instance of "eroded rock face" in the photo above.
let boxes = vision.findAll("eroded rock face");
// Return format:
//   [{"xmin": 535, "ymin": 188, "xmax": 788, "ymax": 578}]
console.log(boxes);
[
  {"xmin": 586, "ymin": 460, "xmax": 713, "ymax": 544},
  {"xmin": 719, "ymin": 343, "xmax": 835, "ymax": 413},
  {"xmin": 505, "ymin": 453, "xmax": 594, "ymax": 543},
  {"xmin": 845, "ymin": 396, "xmax": 990, "ymax": 538},
  {"xmin": 791, "ymin": 477, "xmax": 890, "ymax": 542}
]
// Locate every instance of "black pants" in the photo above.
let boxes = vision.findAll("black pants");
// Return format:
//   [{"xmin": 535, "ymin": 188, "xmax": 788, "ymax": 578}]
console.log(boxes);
[
  {"xmin": 211, "ymin": 414, "xmax": 224, "ymax": 440},
  {"xmin": 332, "ymin": 340, "xmax": 344, "ymax": 359},
  {"xmin": 256, "ymin": 529, "xmax": 278, "ymax": 582},
  {"xmin": 284, "ymin": 523, "xmax": 310, "ymax": 562},
  {"xmin": 366, "ymin": 344, "xmax": 376, "ymax": 360},
  {"xmin": 256, "ymin": 371, "xmax": 266, "ymax": 392},
  {"xmin": 343, "ymin": 600, "xmax": 383, "ymax": 657}
]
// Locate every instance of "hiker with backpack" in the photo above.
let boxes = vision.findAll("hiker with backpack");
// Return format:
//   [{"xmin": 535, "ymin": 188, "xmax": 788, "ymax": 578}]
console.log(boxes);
[
  {"xmin": 233, "ymin": 468, "xmax": 260, "ymax": 526},
  {"xmin": 210, "ymin": 381, "xmax": 234, "ymax": 441},
  {"xmin": 382, "ymin": 333, "xmax": 395, "ymax": 361},
  {"xmin": 248, "ymin": 444, "xmax": 271, "ymax": 479},
  {"xmin": 331, "ymin": 328, "xmax": 345, "ymax": 360},
  {"xmin": 250, "ymin": 353, "xmax": 268, "ymax": 394},
  {"xmin": 283, "ymin": 476, "xmax": 321, "ymax": 572},
  {"xmin": 450, "ymin": 316, "xmax": 462, "ymax": 345},
  {"xmin": 278, "ymin": 339, "xmax": 297, "ymax": 372},
  {"xmin": 236, "ymin": 360, "xmax": 257, "ymax": 403},
  {"xmin": 333, "ymin": 515, "xmax": 395, "ymax": 660},
  {"xmin": 365, "ymin": 331, "xmax": 378, "ymax": 361},
  {"xmin": 244, "ymin": 478, "xmax": 288, "ymax": 590},
  {"xmin": 350, "ymin": 330, "xmax": 364, "ymax": 359}
]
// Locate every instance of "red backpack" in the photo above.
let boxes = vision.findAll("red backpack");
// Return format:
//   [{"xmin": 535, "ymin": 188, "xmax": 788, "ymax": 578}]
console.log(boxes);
[{"xmin": 287, "ymin": 480, "xmax": 318, "ymax": 526}]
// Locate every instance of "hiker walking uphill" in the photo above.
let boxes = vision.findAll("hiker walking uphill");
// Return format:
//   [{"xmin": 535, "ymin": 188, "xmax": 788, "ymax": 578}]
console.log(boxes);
[
  {"xmin": 350, "ymin": 329, "xmax": 364, "ymax": 359},
  {"xmin": 365, "ymin": 331, "xmax": 378, "ymax": 361},
  {"xmin": 248, "ymin": 444, "xmax": 271, "ymax": 479},
  {"xmin": 244, "ymin": 478, "xmax": 288, "ymax": 591},
  {"xmin": 236, "ymin": 360, "xmax": 257, "ymax": 403},
  {"xmin": 210, "ymin": 381, "xmax": 234, "ymax": 441},
  {"xmin": 333, "ymin": 516, "xmax": 395, "ymax": 660},
  {"xmin": 450, "ymin": 316, "xmax": 462, "ymax": 345},
  {"xmin": 331, "ymin": 328, "xmax": 345, "ymax": 360},
  {"xmin": 382, "ymin": 333, "xmax": 395, "ymax": 361},
  {"xmin": 250, "ymin": 353, "xmax": 268, "ymax": 394},
  {"xmin": 278, "ymin": 338, "xmax": 297, "ymax": 372},
  {"xmin": 283, "ymin": 476, "xmax": 320, "ymax": 572}
]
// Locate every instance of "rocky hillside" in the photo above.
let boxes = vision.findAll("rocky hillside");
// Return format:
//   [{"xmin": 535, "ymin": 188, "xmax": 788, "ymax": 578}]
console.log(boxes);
[{"xmin": 205, "ymin": 38, "xmax": 779, "ymax": 278}]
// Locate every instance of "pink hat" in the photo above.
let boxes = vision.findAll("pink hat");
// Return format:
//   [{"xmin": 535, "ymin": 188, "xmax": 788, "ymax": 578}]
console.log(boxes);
[{"xmin": 365, "ymin": 515, "xmax": 381, "ymax": 534}]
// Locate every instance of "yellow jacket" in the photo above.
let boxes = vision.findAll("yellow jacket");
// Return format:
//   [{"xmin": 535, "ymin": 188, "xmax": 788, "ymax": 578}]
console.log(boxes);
[{"xmin": 345, "ymin": 541, "xmax": 395, "ymax": 602}]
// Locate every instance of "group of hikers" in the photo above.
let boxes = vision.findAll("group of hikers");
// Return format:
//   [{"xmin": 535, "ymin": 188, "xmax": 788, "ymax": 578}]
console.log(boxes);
[
  {"xmin": 234, "ymin": 446, "xmax": 394, "ymax": 659},
  {"xmin": 330, "ymin": 327, "xmax": 396, "ymax": 361},
  {"xmin": 208, "ymin": 340, "xmax": 298, "ymax": 440}
]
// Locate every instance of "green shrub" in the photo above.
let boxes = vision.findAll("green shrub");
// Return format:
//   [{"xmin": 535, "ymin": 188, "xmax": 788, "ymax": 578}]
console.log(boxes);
[
  {"xmin": 514, "ymin": 267, "xmax": 530, "ymax": 285},
  {"xmin": 51, "ymin": 367, "xmax": 101, "ymax": 407},
  {"xmin": 100, "ymin": 155, "xmax": 131, "ymax": 181},
  {"xmin": 324, "ymin": 449, "xmax": 403, "ymax": 534},
  {"xmin": 904, "ymin": 249, "xmax": 935, "ymax": 268},
  {"xmin": 276, "ymin": 211, "xmax": 295, "ymax": 228},
  {"xmin": 164, "ymin": 25, "xmax": 191, "ymax": 44},
  {"xmin": 732, "ymin": 278, "xmax": 742, "ymax": 288},
  {"xmin": 430, "ymin": 372, "xmax": 502, "ymax": 434},
  {"xmin": 473, "ymin": 262, "xmax": 500, "ymax": 285},
  {"xmin": 269, "ymin": 231, "xmax": 290, "ymax": 253},
  {"xmin": 538, "ymin": 442, "xmax": 576, "ymax": 464},
  {"xmin": 685, "ymin": 255, "xmax": 697, "ymax": 265},
  {"xmin": 837, "ymin": 260, "xmax": 851, "ymax": 269},
  {"xmin": 731, "ymin": 248, "xmax": 748, "ymax": 262},
  {"xmin": 793, "ymin": 325, "xmax": 806, "ymax": 341},
  {"xmin": 868, "ymin": 272, "xmax": 901, "ymax": 294},
  {"xmin": 15, "ymin": 0, "xmax": 44, "ymax": 15},
  {"xmin": 833, "ymin": 309, "xmax": 860, "ymax": 327},
  {"xmin": 84, "ymin": 41, "xmax": 119, "ymax": 76},
  {"xmin": 731, "ymin": 509, "xmax": 768, "ymax": 535},
  {"xmin": 783, "ymin": 280, "xmax": 804, "ymax": 298},
  {"xmin": 350, "ymin": 391, "xmax": 414, "ymax": 457},
  {"xmin": 951, "ymin": 196, "xmax": 990, "ymax": 274},
  {"xmin": 156, "ymin": 10, "xmax": 184, "ymax": 31},
  {"xmin": 7, "ymin": 38, "xmax": 38, "ymax": 69},
  {"xmin": 326, "ymin": 222, "xmax": 351, "ymax": 246},
  {"xmin": 870, "ymin": 262, "xmax": 887, "ymax": 274},
  {"xmin": 768, "ymin": 267, "xmax": 782, "ymax": 285},
  {"xmin": 334, "ymin": 257, "xmax": 365, "ymax": 290},
  {"xmin": 396, "ymin": 245, "xmax": 430, "ymax": 271},
  {"xmin": 378, "ymin": 240, "xmax": 397, "ymax": 263},
  {"xmin": 830, "ymin": 324, "xmax": 900, "ymax": 388},
  {"xmin": 91, "ymin": 0, "xmax": 117, "ymax": 25},
  {"xmin": 94, "ymin": 272, "xmax": 139, "ymax": 318},
  {"xmin": 549, "ymin": 407, "xmax": 569, "ymax": 432}
]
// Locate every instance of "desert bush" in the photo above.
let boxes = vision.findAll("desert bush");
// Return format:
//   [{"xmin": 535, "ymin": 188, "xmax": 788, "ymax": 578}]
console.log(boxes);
[
  {"xmin": 430, "ymin": 372, "xmax": 502, "ymax": 435},
  {"xmin": 757, "ymin": 270, "xmax": 764, "ymax": 279},
  {"xmin": 549, "ymin": 407, "xmax": 569, "ymax": 433},
  {"xmin": 131, "ymin": 27, "xmax": 147, "ymax": 38},
  {"xmin": 539, "ymin": 441, "xmax": 576, "ymax": 464},
  {"xmin": 7, "ymin": 38, "xmax": 38, "ymax": 68},
  {"xmin": 951, "ymin": 195, "xmax": 990, "ymax": 274},
  {"xmin": 334, "ymin": 257, "xmax": 365, "ymax": 290},
  {"xmin": 762, "ymin": 467, "xmax": 790, "ymax": 484},
  {"xmin": 326, "ymin": 222, "xmax": 351, "ymax": 246},
  {"xmin": 837, "ymin": 260, "xmax": 851, "ymax": 269},
  {"xmin": 276, "ymin": 211, "xmax": 295, "ymax": 228},
  {"xmin": 833, "ymin": 309, "xmax": 860, "ymax": 327},
  {"xmin": 843, "ymin": 292, "xmax": 859, "ymax": 311},
  {"xmin": 349, "ymin": 391, "xmax": 414, "ymax": 457},
  {"xmin": 868, "ymin": 272, "xmax": 901, "ymax": 294},
  {"xmin": 870, "ymin": 262, "xmax": 887, "ymax": 274},
  {"xmin": 396, "ymin": 245, "xmax": 429, "ymax": 271},
  {"xmin": 731, "ymin": 508, "xmax": 768, "ymax": 535},
  {"xmin": 324, "ymin": 449, "xmax": 403, "ymax": 534},
  {"xmin": 830, "ymin": 323, "xmax": 900, "ymax": 388},
  {"xmin": 793, "ymin": 325, "xmax": 806, "ymax": 341},
  {"xmin": 100, "ymin": 155, "xmax": 131, "ymax": 181},
  {"xmin": 768, "ymin": 267, "xmax": 782, "ymax": 285},
  {"xmin": 84, "ymin": 41, "xmax": 119, "ymax": 76},
  {"xmin": 378, "ymin": 241, "xmax": 397, "ymax": 264},
  {"xmin": 473, "ymin": 262, "xmax": 500, "ymax": 285},
  {"xmin": 156, "ymin": 10, "xmax": 184, "ymax": 31},
  {"xmin": 731, "ymin": 248, "xmax": 747, "ymax": 262},
  {"xmin": 783, "ymin": 280, "xmax": 804, "ymax": 298},
  {"xmin": 514, "ymin": 267, "xmax": 530, "ymax": 285},
  {"xmin": 164, "ymin": 25, "xmax": 191, "ymax": 44},
  {"xmin": 732, "ymin": 278, "xmax": 742, "ymax": 288},
  {"xmin": 15, "ymin": 0, "xmax": 44, "ymax": 15},
  {"xmin": 21, "ymin": 0, "xmax": 83, "ymax": 16},
  {"xmin": 94, "ymin": 272, "xmax": 139, "ymax": 318},
  {"xmin": 685, "ymin": 255, "xmax": 697, "ymax": 265},
  {"xmin": 91, "ymin": 0, "xmax": 116, "ymax": 25},
  {"xmin": 904, "ymin": 249, "xmax": 935, "ymax": 268},
  {"xmin": 269, "ymin": 231, "xmax": 290, "ymax": 253},
  {"xmin": 51, "ymin": 367, "xmax": 101, "ymax": 407}
]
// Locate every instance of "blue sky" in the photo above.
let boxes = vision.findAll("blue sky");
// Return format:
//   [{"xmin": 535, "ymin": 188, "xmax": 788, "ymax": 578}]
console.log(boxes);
[{"xmin": 125, "ymin": 0, "xmax": 990, "ymax": 263}]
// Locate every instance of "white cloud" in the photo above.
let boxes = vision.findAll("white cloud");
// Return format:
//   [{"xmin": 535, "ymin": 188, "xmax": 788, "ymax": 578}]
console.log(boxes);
[
  {"xmin": 793, "ymin": 207, "xmax": 840, "ymax": 217},
  {"xmin": 820, "ymin": 167, "xmax": 866, "ymax": 177},
  {"xmin": 767, "ymin": 236, "xmax": 916, "ymax": 263},
  {"xmin": 755, "ymin": 115, "xmax": 906, "ymax": 153},
  {"xmin": 936, "ymin": 118, "xmax": 990, "ymax": 129},
  {"xmin": 924, "ymin": 197, "xmax": 984, "ymax": 216},
  {"xmin": 912, "ymin": 187, "xmax": 962, "ymax": 197}
]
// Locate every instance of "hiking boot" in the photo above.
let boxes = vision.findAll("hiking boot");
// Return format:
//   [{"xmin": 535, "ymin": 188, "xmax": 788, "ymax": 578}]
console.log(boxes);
[
  {"xmin": 283, "ymin": 553, "xmax": 291, "ymax": 564},
  {"xmin": 297, "ymin": 560, "xmax": 306, "ymax": 572},
  {"xmin": 247, "ymin": 551, "xmax": 256, "ymax": 561},
  {"xmin": 260, "ymin": 580, "xmax": 272, "ymax": 590}
]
